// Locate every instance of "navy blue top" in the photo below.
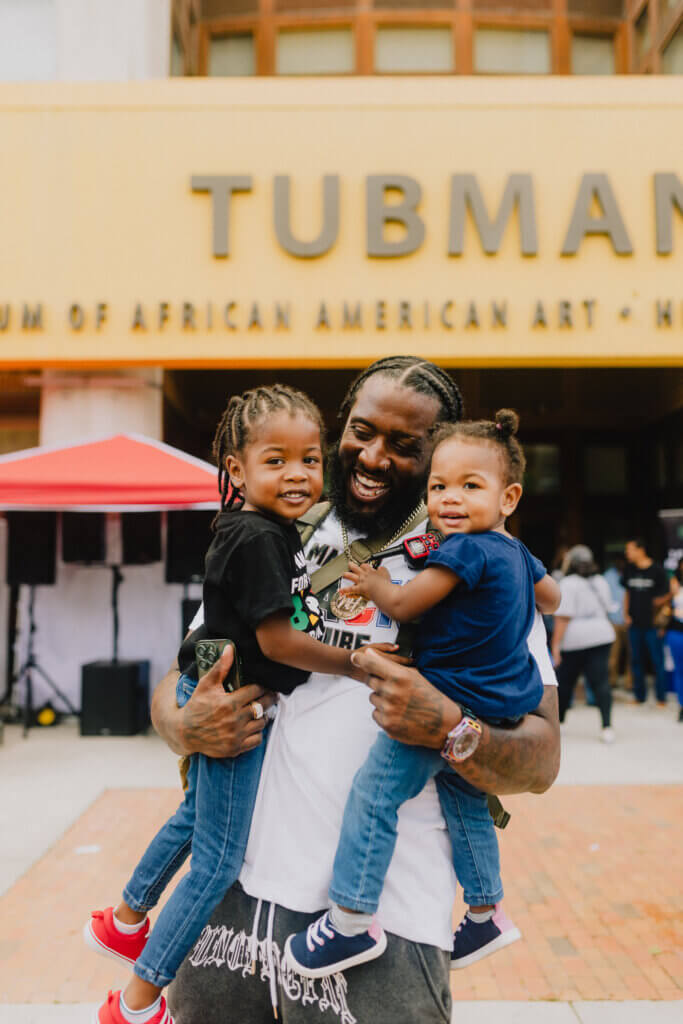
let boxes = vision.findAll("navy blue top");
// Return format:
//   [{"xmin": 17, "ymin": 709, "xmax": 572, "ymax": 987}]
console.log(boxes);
[{"xmin": 413, "ymin": 532, "xmax": 547, "ymax": 720}]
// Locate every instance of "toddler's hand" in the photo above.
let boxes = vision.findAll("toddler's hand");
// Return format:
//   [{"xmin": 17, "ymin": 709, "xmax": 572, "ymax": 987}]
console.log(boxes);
[
  {"xmin": 358, "ymin": 642, "xmax": 413, "ymax": 667},
  {"xmin": 343, "ymin": 561, "xmax": 391, "ymax": 596}
]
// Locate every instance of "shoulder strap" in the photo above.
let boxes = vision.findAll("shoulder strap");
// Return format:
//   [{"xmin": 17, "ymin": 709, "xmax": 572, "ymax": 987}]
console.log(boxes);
[
  {"xmin": 309, "ymin": 503, "xmax": 427, "ymax": 596},
  {"xmin": 296, "ymin": 501, "xmax": 332, "ymax": 548},
  {"xmin": 585, "ymin": 576, "xmax": 611, "ymax": 619}
]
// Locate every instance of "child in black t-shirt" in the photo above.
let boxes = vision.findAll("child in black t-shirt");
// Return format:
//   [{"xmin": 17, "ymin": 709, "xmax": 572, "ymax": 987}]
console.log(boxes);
[{"xmin": 85, "ymin": 386, "xmax": 390, "ymax": 1024}]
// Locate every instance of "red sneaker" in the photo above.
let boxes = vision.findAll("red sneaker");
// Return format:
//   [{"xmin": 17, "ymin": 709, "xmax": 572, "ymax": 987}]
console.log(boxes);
[
  {"xmin": 83, "ymin": 908, "xmax": 150, "ymax": 967},
  {"xmin": 93, "ymin": 991, "xmax": 174, "ymax": 1024}
]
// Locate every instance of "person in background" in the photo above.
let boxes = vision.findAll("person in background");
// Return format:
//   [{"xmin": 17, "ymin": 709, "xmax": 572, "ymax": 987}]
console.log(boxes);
[
  {"xmin": 604, "ymin": 554, "xmax": 631, "ymax": 689},
  {"xmin": 622, "ymin": 538, "xmax": 670, "ymax": 706},
  {"xmin": 664, "ymin": 558, "xmax": 683, "ymax": 722},
  {"xmin": 551, "ymin": 545, "xmax": 616, "ymax": 743}
]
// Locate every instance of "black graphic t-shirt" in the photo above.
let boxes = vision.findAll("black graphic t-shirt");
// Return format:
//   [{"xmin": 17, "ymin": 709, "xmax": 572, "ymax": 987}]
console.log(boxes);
[
  {"xmin": 621, "ymin": 561, "xmax": 669, "ymax": 628},
  {"xmin": 178, "ymin": 509, "xmax": 324, "ymax": 694}
]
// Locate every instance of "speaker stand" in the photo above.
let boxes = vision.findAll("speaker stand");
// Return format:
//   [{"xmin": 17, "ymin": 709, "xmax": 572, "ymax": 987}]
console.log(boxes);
[
  {"xmin": 16, "ymin": 586, "xmax": 78, "ymax": 737},
  {"xmin": 110, "ymin": 565, "xmax": 124, "ymax": 661}
]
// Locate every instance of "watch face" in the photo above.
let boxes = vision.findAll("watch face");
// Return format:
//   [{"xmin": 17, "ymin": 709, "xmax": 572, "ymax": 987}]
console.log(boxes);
[
  {"xmin": 452, "ymin": 728, "xmax": 480, "ymax": 761},
  {"xmin": 447, "ymin": 717, "xmax": 482, "ymax": 762}
]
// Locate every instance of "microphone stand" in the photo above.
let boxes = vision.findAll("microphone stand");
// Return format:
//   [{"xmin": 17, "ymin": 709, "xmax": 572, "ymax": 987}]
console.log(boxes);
[{"xmin": 17, "ymin": 585, "xmax": 78, "ymax": 737}]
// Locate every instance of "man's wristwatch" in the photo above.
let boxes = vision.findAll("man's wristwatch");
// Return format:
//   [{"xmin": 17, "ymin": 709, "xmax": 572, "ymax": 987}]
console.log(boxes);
[{"xmin": 441, "ymin": 713, "xmax": 483, "ymax": 765}]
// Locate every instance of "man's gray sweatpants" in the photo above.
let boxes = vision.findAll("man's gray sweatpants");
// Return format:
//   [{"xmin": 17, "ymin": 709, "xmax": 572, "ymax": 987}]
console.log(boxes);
[{"xmin": 169, "ymin": 884, "xmax": 452, "ymax": 1024}]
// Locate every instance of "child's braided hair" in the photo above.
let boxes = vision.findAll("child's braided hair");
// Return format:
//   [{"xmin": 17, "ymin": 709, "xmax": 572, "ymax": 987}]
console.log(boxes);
[
  {"xmin": 432, "ymin": 408, "xmax": 526, "ymax": 485},
  {"xmin": 213, "ymin": 384, "xmax": 326, "ymax": 512}
]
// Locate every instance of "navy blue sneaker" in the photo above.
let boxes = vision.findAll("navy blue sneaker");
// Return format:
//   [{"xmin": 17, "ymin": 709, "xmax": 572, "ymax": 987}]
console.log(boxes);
[
  {"xmin": 284, "ymin": 912, "xmax": 387, "ymax": 978},
  {"xmin": 450, "ymin": 905, "xmax": 521, "ymax": 970}
]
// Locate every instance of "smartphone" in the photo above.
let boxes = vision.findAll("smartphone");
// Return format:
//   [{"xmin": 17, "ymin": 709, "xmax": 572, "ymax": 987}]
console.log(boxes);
[{"xmin": 194, "ymin": 638, "xmax": 244, "ymax": 692}]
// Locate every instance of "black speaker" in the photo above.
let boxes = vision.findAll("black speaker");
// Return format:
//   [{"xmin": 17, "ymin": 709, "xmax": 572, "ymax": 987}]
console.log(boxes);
[
  {"xmin": 122, "ymin": 512, "xmax": 162, "ymax": 565},
  {"xmin": 165, "ymin": 510, "xmax": 214, "ymax": 583},
  {"xmin": 80, "ymin": 660, "xmax": 150, "ymax": 736},
  {"xmin": 6, "ymin": 511, "xmax": 57, "ymax": 585},
  {"xmin": 62, "ymin": 512, "xmax": 106, "ymax": 564}
]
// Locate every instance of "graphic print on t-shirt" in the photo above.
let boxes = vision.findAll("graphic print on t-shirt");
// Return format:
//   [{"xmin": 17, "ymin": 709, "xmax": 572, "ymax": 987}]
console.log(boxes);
[
  {"xmin": 304, "ymin": 537, "xmax": 402, "ymax": 650},
  {"xmin": 289, "ymin": 548, "xmax": 325, "ymax": 640}
]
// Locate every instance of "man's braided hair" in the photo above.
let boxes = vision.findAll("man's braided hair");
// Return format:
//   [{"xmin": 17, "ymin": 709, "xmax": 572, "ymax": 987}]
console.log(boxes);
[
  {"xmin": 213, "ymin": 384, "xmax": 325, "ymax": 512},
  {"xmin": 338, "ymin": 356, "xmax": 464, "ymax": 430}
]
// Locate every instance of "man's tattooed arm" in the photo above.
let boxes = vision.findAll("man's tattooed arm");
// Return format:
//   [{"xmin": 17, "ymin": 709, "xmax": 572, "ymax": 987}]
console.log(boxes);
[
  {"xmin": 351, "ymin": 648, "xmax": 560, "ymax": 796},
  {"xmin": 456, "ymin": 687, "xmax": 560, "ymax": 795}
]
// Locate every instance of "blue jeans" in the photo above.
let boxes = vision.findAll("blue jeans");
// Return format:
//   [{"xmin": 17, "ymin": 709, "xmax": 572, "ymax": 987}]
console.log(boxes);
[
  {"xmin": 666, "ymin": 630, "xmax": 683, "ymax": 707},
  {"xmin": 329, "ymin": 731, "xmax": 503, "ymax": 913},
  {"xmin": 122, "ymin": 674, "xmax": 268, "ymax": 987},
  {"xmin": 628, "ymin": 627, "xmax": 667, "ymax": 702}
]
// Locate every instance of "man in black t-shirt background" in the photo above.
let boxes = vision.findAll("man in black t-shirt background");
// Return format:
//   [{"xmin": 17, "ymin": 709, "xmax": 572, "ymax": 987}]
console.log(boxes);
[{"xmin": 622, "ymin": 538, "xmax": 670, "ymax": 705}]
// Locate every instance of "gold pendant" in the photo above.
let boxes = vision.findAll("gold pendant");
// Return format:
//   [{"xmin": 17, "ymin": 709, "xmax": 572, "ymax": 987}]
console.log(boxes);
[{"xmin": 329, "ymin": 589, "xmax": 369, "ymax": 622}]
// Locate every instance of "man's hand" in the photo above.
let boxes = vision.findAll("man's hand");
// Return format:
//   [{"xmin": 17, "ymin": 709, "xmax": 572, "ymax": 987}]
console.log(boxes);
[
  {"xmin": 151, "ymin": 647, "xmax": 277, "ymax": 759},
  {"xmin": 350, "ymin": 647, "xmax": 560, "ymax": 796},
  {"xmin": 350, "ymin": 647, "xmax": 461, "ymax": 748}
]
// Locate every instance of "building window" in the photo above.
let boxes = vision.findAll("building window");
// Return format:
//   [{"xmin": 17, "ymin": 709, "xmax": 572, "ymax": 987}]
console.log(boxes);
[
  {"xmin": 634, "ymin": 7, "xmax": 650, "ymax": 63},
  {"xmin": 661, "ymin": 23, "xmax": 683, "ymax": 73},
  {"xmin": 584, "ymin": 445, "xmax": 627, "ymax": 495},
  {"xmin": 170, "ymin": 34, "xmax": 184, "ymax": 77},
  {"xmin": 656, "ymin": 443, "xmax": 667, "ymax": 489},
  {"xmin": 675, "ymin": 437, "xmax": 683, "ymax": 486},
  {"xmin": 276, "ymin": 28, "xmax": 354, "ymax": 75},
  {"xmin": 374, "ymin": 27, "xmax": 453, "ymax": 74},
  {"xmin": 524, "ymin": 444, "xmax": 560, "ymax": 495},
  {"xmin": 208, "ymin": 34, "xmax": 256, "ymax": 76},
  {"xmin": 0, "ymin": 0, "xmax": 57, "ymax": 81},
  {"xmin": 571, "ymin": 33, "xmax": 615, "ymax": 75},
  {"xmin": 474, "ymin": 28, "xmax": 551, "ymax": 74}
]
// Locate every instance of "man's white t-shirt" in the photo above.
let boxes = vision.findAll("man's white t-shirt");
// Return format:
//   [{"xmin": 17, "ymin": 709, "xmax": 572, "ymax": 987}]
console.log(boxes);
[{"xmin": 193, "ymin": 512, "xmax": 558, "ymax": 952}]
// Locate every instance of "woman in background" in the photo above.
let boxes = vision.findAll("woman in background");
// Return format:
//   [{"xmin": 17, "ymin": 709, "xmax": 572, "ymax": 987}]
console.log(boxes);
[{"xmin": 551, "ymin": 545, "xmax": 615, "ymax": 743}]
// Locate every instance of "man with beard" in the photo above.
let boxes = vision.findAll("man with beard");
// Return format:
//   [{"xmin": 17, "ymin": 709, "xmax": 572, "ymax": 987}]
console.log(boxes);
[{"xmin": 150, "ymin": 356, "xmax": 560, "ymax": 1024}]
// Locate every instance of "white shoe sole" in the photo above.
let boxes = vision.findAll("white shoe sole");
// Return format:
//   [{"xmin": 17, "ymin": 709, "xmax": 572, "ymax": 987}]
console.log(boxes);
[
  {"xmin": 283, "ymin": 931, "xmax": 388, "ymax": 979},
  {"xmin": 450, "ymin": 926, "xmax": 521, "ymax": 970},
  {"xmin": 91, "ymin": 1004, "xmax": 173, "ymax": 1024},
  {"xmin": 82, "ymin": 920, "xmax": 137, "ymax": 967}
]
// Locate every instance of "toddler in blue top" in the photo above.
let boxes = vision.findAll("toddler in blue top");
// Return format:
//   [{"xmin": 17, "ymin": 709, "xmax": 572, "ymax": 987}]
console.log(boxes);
[{"xmin": 285, "ymin": 409, "xmax": 560, "ymax": 979}]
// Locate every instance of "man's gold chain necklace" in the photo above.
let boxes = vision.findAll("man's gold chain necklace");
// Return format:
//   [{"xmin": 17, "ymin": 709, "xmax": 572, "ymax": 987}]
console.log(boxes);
[{"xmin": 330, "ymin": 503, "xmax": 425, "ymax": 622}]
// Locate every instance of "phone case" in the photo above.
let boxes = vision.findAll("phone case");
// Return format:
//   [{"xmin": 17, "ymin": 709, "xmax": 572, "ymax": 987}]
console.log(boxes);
[{"xmin": 194, "ymin": 638, "xmax": 244, "ymax": 692}]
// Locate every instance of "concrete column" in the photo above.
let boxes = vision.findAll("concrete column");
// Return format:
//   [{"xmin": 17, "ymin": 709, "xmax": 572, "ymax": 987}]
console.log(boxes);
[
  {"xmin": 38, "ymin": 1, "xmax": 171, "ymax": 444},
  {"xmin": 55, "ymin": 0, "xmax": 171, "ymax": 80},
  {"xmin": 39, "ymin": 369, "xmax": 163, "ymax": 446}
]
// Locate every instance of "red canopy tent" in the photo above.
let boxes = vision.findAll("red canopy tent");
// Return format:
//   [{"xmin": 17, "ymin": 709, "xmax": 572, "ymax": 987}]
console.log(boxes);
[
  {"xmin": 0, "ymin": 434, "xmax": 219, "ymax": 510},
  {"xmin": 0, "ymin": 435, "xmax": 219, "ymax": 727}
]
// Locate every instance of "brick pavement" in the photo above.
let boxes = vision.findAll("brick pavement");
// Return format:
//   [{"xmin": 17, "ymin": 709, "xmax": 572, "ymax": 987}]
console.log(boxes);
[{"xmin": 0, "ymin": 785, "xmax": 681, "ymax": 1004}]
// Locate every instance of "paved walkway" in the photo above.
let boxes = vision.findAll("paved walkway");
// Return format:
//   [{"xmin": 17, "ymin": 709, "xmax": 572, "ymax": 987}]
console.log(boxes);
[{"xmin": 1, "ymin": 695, "xmax": 681, "ymax": 1022}]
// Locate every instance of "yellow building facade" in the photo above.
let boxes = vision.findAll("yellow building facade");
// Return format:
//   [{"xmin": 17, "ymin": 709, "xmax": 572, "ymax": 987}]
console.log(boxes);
[
  {"xmin": 0, "ymin": 75, "xmax": 682, "ymax": 571},
  {"xmin": 2, "ymin": 78, "xmax": 683, "ymax": 370}
]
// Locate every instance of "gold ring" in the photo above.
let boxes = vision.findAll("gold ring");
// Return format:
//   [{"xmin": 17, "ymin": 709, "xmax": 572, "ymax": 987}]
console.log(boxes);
[{"xmin": 251, "ymin": 701, "xmax": 264, "ymax": 721}]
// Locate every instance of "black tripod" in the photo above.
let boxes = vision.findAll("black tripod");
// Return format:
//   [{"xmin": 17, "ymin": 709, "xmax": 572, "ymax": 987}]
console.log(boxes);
[{"xmin": 17, "ymin": 585, "xmax": 78, "ymax": 737}]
